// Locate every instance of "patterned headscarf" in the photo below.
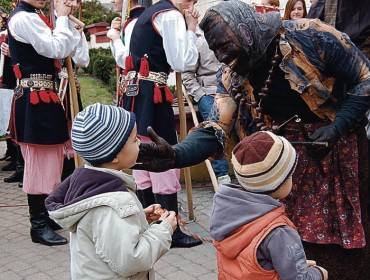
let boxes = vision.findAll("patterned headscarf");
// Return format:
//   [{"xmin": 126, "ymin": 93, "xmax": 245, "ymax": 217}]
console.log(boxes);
[{"xmin": 200, "ymin": 0, "xmax": 281, "ymax": 73}]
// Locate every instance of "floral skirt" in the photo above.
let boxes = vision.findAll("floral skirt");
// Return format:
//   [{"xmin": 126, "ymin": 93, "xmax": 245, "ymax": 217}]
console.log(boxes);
[{"xmin": 281, "ymin": 122, "xmax": 370, "ymax": 279}]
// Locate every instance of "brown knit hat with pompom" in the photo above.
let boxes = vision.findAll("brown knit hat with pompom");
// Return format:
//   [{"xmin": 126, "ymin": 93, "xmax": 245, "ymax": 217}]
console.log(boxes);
[{"xmin": 231, "ymin": 131, "xmax": 297, "ymax": 193}]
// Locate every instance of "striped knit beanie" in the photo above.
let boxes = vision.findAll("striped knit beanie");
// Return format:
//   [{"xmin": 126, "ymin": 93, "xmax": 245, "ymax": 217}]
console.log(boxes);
[
  {"xmin": 71, "ymin": 103, "xmax": 136, "ymax": 165},
  {"xmin": 231, "ymin": 131, "xmax": 297, "ymax": 193}
]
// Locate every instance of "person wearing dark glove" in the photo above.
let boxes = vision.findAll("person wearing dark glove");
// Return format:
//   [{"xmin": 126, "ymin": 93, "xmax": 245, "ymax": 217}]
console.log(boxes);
[
  {"xmin": 137, "ymin": 2, "xmax": 370, "ymax": 279},
  {"xmin": 308, "ymin": 124, "xmax": 341, "ymax": 160},
  {"xmin": 135, "ymin": 126, "xmax": 224, "ymax": 172}
]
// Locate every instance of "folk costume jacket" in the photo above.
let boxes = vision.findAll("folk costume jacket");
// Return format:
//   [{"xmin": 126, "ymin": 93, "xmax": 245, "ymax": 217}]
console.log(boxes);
[
  {"xmin": 123, "ymin": 0, "xmax": 197, "ymax": 144},
  {"xmin": 46, "ymin": 166, "xmax": 173, "ymax": 280},
  {"xmin": 110, "ymin": 6, "xmax": 146, "ymax": 69},
  {"xmin": 7, "ymin": 1, "xmax": 88, "ymax": 144}
]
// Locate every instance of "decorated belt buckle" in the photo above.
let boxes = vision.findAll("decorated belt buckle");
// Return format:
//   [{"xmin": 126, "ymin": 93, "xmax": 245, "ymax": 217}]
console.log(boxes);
[
  {"xmin": 126, "ymin": 84, "xmax": 139, "ymax": 96},
  {"xmin": 14, "ymin": 85, "xmax": 23, "ymax": 98},
  {"xmin": 27, "ymin": 80, "xmax": 34, "ymax": 87}
]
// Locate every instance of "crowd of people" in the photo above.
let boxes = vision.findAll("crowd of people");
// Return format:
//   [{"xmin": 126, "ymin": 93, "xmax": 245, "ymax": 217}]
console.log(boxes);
[{"xmin": 1, "ymin": 0, "xmax": 370, "ymax": 279}]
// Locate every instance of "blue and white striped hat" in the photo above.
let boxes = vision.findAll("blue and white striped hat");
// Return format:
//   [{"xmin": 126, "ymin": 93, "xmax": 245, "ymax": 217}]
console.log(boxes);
[{"xmin": 71, "ymin": 103, "xmax": 136, "ymax": 165}]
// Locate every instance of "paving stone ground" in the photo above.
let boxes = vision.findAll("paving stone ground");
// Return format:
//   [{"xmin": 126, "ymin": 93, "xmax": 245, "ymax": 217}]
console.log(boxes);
[{"xmin": 0, "ymin": 140, "xmax": 219, "ymax": 280}]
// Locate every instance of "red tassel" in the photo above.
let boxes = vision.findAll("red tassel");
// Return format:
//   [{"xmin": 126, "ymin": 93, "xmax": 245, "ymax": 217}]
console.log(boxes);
[
  {"xmin": 165, "ymin": 86, "xmax": 174, "ymax": 103},
  {"xmin": 54, "ymin": 60, "xmax": 61, "ymax": 73},
  {"xmin": 29, "ymin": 91, "xmax": 39, "ymax": 105},
  {"xmin": 39, "ymin": 90, "xmax": 51, "ymax": 103},
  {"xmin": 139, "ymin": 55, "xmax": 149, "ymax": 77},
  {"xmin": 13, "ymin": 64, "xmax": 22, "ymax": 79},
  {"xmin": 153, "ymin": 86, "xmax": 162, "ymax": 104},
  {"xmin": 125, "ymin": 55, "xmax": 134, "ymax": 71},
  {"xmin": 49, "ymin": 91, "xmax": 60, "ymax": 103}
]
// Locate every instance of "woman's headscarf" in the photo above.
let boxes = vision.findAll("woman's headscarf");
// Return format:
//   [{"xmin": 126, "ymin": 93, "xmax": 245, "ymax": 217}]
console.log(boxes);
[{"xmin": 199, "ymin": 0, "xmax": 281, "ymax": 74}]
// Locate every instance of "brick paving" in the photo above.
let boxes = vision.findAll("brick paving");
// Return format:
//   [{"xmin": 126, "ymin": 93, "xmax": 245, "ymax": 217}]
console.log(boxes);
[{"xmin": 0, "ymin": 141, "xmax": 218, "ymax": 280}]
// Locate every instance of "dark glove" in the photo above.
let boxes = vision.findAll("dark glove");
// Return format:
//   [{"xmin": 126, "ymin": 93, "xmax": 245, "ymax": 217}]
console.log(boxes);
[
  {"xmin": 132, "ymin": 127, "xmax": 176, "ymax": 172},
  {"xmin": 307, "ymin": 124, "xmax": 341, "ymax": 160}
]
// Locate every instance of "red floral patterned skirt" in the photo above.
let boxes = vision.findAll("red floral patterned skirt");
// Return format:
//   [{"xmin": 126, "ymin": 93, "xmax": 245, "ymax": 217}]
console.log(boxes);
[
  {"xmin": 282, "ymin": 122, "xmax": 366, "ymax": 248},
  {"xmin": 281, "ymin": 122, "xmax": 370, "ymax": 279}
]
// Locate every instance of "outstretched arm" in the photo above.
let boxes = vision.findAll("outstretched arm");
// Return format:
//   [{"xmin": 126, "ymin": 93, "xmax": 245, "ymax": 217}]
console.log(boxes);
[{"xmin": 134, "ymin": 126, "xmax": 223, "ymax": 172}]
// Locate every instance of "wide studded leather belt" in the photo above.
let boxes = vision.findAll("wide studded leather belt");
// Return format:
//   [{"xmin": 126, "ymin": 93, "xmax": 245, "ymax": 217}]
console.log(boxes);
[
  {"xmin": 20, "ymin": 78, "xmax": 56, "ymax": 90},
  {"xmin": 124, "ymin": 71, "xmax": 168, "ymax": 85}
]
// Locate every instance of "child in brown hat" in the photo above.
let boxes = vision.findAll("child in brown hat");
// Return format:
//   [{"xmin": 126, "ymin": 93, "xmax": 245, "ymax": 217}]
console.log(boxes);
[{"xmin": 210, "ymin": 131, "xmax": 328, "ymax": 280}]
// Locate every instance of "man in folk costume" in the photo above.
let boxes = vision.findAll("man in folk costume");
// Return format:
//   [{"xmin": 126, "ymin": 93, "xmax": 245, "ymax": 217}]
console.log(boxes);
[
  {"xmin": 7, "ymin": 0, "xmax": 88, "ymax": 246},
  {"xmin": 124, "ymin": 0, "xmax": 202, "ymax": 248},
  {"xmin": 107, "ymin": 0, "xmax": 146, "ymax": 107},
  {"xmin": 52, "ymin": 0, "xmax": 89, "ymax": 180},
  {"xmin": 0, "ymin": 7, "xmax": 18, "ymax": 174}
]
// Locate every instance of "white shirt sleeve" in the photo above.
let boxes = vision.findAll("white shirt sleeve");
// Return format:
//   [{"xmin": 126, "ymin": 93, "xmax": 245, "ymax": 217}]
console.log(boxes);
[
  {"xmin": 8, "ymin": 11, "xmax": 80, "ymax": 59},
  {"xmin": 153, "ymin": 10, "xmax": 198, "ymax": 72},
  {"xmin": 69, "ymin": 20, "xmax": 90, "ymax": 68},
  {"xmin": 110, "ymin": 19, "xmax": 137, "ymax": 69}
]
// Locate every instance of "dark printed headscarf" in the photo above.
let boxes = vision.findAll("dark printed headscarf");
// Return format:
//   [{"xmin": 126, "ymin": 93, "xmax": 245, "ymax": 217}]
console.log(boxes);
[{"xmin": 200, "ymin": 0, "xmax": 281, "ymax": 72}]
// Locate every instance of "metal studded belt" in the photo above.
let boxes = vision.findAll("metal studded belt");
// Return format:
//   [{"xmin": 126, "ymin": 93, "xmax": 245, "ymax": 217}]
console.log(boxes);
[
  {"xmin": 139, "ymin": 71, "xmax": 168, "ymax": 85},
  {"xmin": 20, "ymin": 78, "xmax": 55, "ymax": 90},
  {"xmin": 124, "ymin": 71, "xmax": 168, "ymax": 85}
]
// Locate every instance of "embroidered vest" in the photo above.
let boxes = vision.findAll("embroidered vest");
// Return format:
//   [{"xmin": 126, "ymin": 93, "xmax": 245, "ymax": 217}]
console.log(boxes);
[
  {"xmin": 129, "ymin": 0, "xmax": 176, "ymax": 74},
  {"xmin": 7, "ymin": 1, "xmax": 56, "ymax": 79}
]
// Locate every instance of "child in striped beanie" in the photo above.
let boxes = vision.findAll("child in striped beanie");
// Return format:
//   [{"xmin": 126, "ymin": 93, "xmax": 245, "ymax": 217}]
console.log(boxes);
[
  {"xmin": 210, "ymin": 131, "xmax": 328, "ymax": 280},
  {"xmin": 45, "ymin": 103, "xmax": 177, "ymax": 279}
]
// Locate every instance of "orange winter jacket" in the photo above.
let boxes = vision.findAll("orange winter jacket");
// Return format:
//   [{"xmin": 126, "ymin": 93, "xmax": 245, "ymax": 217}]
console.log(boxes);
[{"xmin": 213, "ymin": 206, "xmax": 296, "ymax": 280}]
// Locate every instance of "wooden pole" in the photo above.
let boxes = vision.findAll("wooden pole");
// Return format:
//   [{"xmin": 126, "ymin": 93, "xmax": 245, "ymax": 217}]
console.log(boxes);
[
  {"xmin": 174, "ymin": 1, "xmax": 194, "ymax": 220},
  {"xmin": 182, "ymin": 87, "xmax": 218, "ymax": 192},
  {"xmin": 68, "ymin": 15, "xmax": 85, "ymax": 29},
  {"xmin": 65, "ymin": 56, "xmax": 84, "ymax": 167},
  {"xmin": 176, "ymin": 73, "xmax": 194, "ymax": 220}
]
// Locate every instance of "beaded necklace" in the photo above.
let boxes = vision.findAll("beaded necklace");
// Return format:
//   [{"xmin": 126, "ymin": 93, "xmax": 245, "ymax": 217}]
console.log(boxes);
[{"xmin": 228, "ymin": 37, "xmax": 281, "ymax": 134}]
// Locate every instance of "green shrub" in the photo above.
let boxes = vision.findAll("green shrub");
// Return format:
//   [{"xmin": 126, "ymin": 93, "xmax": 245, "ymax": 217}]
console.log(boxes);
[
  {"xmin": 92, "ymin": 55, "xmax": 115, "ymax": 84},
  {"xmin": 83, "ymin": 48, "xmax": 116, "ymax": 87}
]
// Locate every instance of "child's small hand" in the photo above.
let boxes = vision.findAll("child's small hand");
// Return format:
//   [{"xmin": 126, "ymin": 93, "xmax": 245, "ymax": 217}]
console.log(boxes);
[
  {"xmin": 307, "ymin": 260, "xmax": 316, "ymax": 267},
  {"xmin": 163, "ymin": 210, "xmax": 177, "ymax": 231},
  {"xmin": 144, "ymin": 204, "xmax": 162, "ymax": 223},
  {"xmin": 315, "ymin": 265, "xmax": 328, "ymax": 280}
]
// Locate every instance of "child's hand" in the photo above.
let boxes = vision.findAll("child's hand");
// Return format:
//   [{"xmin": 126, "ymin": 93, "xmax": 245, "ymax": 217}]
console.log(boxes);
[
  {"xmin": 307, "ymin": 260, "xmax": 316, "ymax": 267},
  {"xmin": 144, "ymin": 204, "xmax": 162, "ymax": 223},
  {"xmin": 163, "ymin": 210, "xmax": 177, "ymax": 231},
  {"xmin": 315, "ymin": 265, "xmax": 328, "ymax": 280}
]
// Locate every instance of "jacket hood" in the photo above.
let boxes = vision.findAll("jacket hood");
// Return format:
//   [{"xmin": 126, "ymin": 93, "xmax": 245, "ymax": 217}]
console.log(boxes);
[
  {"xmin": 210, "ymin": 183, "xmax": 281, "ymax": 242},
  {"xmin": 45, "ymin": 166, "xmax": 139, "ymax": 231}
]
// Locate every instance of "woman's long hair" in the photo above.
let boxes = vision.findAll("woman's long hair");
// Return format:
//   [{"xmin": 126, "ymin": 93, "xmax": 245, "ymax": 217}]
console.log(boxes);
[{"xmin": 283, "ymin": 0, "xmax": 307, "ymax": 20}]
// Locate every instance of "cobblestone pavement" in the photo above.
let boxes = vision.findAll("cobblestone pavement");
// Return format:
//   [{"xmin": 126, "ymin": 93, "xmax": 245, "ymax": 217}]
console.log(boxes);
[{"xmin": 0, "ymin": 141, "xmax": 218, "ymax": 280}]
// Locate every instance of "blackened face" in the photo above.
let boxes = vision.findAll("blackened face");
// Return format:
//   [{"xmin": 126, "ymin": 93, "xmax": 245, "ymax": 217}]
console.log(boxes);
[{"xmin": 204, "ymin": 19, "xmax": 250, "ymax": 75}]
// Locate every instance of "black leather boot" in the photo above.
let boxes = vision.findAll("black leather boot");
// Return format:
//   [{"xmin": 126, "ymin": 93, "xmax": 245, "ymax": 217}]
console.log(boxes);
[
  {"xmin": 0, "ymin": 138, "xmax": 15, "ymax": 161},
  {"xmin": 4, "ymin": 146, "xmax": 24, "ymax": 183},
  {"xmin": 1, "ymin": 160, "xmax": 16, "ymax": 171},
  {"xmin": 27, "ymin": 194, "xmax": 68, "ymax": 246},
  {"xmin": 136, "ymin": 187, "xmax": 155, "ymax": 208},
  {"xmin": 155, "ymin": 193, "xmax": 202, "ymax": 248},
  {"xmin": 4, "ymin": 170, "xmax": 23, "ymax": 182},
  {"xmin": 61, "ymin": 158, "xmax": 75, "ymax": 181}
]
